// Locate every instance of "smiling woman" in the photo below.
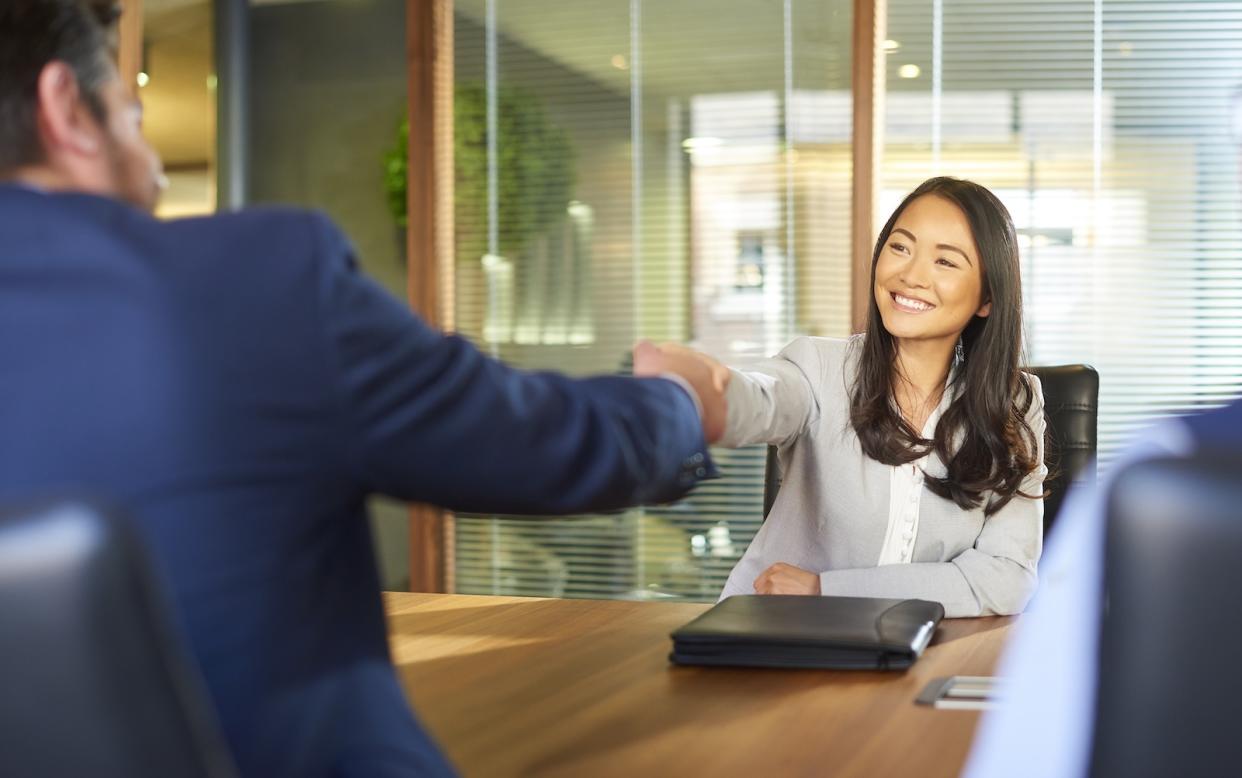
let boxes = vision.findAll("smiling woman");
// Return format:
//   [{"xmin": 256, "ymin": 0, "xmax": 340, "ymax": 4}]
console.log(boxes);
[{"xmin": 657, "ymin": 176, "xmax": 1046, "ymax": 618}]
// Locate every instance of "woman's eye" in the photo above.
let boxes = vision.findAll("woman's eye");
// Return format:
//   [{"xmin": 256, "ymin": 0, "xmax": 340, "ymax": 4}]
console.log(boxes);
[
  {"xmin": 890, "ymin": 242, "xmax": 909, "ymax": 254},
  {"xmin": 937, "ymin": 257, "xmax": 957, "ymax": 268}
]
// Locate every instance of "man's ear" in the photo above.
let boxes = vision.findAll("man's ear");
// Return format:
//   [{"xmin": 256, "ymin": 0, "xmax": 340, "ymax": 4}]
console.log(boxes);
[{"xmin": 36, "ymin": 62, "xmax": 103, "ymax": 158}]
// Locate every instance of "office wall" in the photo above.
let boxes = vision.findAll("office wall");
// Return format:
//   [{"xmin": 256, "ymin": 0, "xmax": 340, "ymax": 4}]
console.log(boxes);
[{"xmin": 248, "ymin": 0, "xmax": 410, "ymax": 589}]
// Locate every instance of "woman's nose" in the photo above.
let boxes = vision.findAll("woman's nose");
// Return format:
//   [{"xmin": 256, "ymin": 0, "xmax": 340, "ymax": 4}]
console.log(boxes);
[{"xmin": 900, "ymin": 257, "xmax": 930, "ymax": 288}]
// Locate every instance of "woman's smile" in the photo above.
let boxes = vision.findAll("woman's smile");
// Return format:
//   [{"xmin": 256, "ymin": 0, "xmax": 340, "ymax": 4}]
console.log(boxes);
[{"xmin": 890, "ymin": 291, "xmax": 936, "ymax": 313}]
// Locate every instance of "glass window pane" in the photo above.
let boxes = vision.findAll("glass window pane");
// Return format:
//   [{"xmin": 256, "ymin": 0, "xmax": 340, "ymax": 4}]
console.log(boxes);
[{"xmin": 452, "ymin": 0, "xmax": 853, "ymax": 601}]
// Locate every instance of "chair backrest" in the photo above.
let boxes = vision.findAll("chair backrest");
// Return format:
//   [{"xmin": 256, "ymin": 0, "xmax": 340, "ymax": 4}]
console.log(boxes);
[
  {"xmin": 0, "ymin": 500, "xmax": 236, "ymax": 778},
  {"xmin": 761, "ymin": 364, "xmax": 1099, "ymax": 535},
  {"xmin": 1029, "ymin": 364, "xmax": 1099, "ymax": 534},
  {"xmin": 1089, "ymin": 452, "xmax": 1242, "ymax": 778},
  {"xmin": 762, "ymin": 444, "xmax": 782, "ymax": 521}
]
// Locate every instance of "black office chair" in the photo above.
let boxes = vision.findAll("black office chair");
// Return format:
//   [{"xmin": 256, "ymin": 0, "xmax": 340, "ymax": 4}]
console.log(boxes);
[
  {"xmin": 762, "ymin": 444, "xmax": 783, "ymax": 522},
  {"xmin": 0, "ymin": 500, "xmax": 237, "ymax": 777},
  {"xmin": 761, "ymin": 365, "xmax": 1099, "ymax": 536},
  {"xmin": 1089, "ymin": 451, "xmax": 1242, "ymax": 778},
  {"xmin": 1030, "ymin": 364, "xmax": 1099, "ymax": 535}
]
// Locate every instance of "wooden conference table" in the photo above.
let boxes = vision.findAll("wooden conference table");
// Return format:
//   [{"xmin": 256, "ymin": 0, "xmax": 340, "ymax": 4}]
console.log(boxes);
[{"xmin": 385, "ymin": 592, "xmax": 1014, "ymax": 777}]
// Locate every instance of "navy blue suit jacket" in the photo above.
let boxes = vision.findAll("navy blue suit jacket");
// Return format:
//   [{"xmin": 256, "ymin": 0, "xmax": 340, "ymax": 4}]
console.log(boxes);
[{"xmin": 0, "ymin": 185, "xmax": 712, "ymax": 776}]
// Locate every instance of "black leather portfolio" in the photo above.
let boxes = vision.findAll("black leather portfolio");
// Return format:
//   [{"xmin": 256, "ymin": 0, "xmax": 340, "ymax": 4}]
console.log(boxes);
[{"xmin": 669, "ymin": 595, "xmax": 944, "ymax": 670}]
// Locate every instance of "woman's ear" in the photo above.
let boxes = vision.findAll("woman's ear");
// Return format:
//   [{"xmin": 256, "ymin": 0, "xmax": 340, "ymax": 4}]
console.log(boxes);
[{"xmin": 976, "ymin": 300, "xmax": 992, "ymax": 318}]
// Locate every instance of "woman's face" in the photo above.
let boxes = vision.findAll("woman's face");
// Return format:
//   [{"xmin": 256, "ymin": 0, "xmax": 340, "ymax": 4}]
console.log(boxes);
[{"xmin": 874, "ymin": 194, "xmax": 991, "ymax": 351}]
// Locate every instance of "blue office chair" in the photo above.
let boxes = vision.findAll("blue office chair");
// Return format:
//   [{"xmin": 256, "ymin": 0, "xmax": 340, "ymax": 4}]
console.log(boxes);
[
  {"xmin": 0, "ymin": 500, "xmax": 236, "ymax": 777},
  {"xmin": 1089, "ymin": 451, "xmax": 1242, "ymax": 777},
  {"xmin": 762, "ymin": 365, "xmax": 1098, "ymax": 536}
]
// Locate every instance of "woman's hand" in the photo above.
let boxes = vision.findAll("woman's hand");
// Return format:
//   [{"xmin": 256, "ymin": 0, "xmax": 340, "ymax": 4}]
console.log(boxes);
[{"xmin": 753, "ymin": 562, "xmax": 821, "ymax": 595}]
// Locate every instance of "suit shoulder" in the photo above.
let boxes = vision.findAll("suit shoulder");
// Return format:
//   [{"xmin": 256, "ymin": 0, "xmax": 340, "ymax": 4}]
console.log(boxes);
[
  {"xmin": 167, "ymin": 206, "xmax": 343, "ymax": 246},
  {"xmin": 163, "ymin": 207, "xmax": 354, "ymax": 275}
]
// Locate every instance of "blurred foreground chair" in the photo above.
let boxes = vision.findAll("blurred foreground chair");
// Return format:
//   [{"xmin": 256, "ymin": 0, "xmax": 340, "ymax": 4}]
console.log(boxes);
[
  {"xmin": 762, "ymin": 364, "xmax": 1099, "ymax": 537},
  {"xmin": 1089, "ymin": 450, "xmax": 1242, "ymax": 777},
  {"xmin": 0, "ymin": 500, "xmax": 236, "ymax": 777}
]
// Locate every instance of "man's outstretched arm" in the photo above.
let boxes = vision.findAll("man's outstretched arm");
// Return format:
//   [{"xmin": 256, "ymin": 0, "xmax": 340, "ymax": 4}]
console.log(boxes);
[{"xmin": 312, "ymin": 215, "xmax": 723, "ymax": 514}]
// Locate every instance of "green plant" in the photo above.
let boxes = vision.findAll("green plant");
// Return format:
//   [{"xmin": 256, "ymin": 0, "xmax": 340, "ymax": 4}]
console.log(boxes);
[
  {"xmin": 383, "ymin": 119, "xmax": 409, "ymax": 228},
  {"xmin": 384, "ymin": 83, "xmax": 576, "ymax": 263}
]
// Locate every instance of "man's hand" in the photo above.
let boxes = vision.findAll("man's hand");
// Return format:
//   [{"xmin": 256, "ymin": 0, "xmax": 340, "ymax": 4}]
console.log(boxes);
[
  {"xmin": 754, "ymin": 562, "xmax": 821, "ymax": 595},
  {"xmin": 632, "ymin": 340, "xmax": 729, "ymax": 444}
]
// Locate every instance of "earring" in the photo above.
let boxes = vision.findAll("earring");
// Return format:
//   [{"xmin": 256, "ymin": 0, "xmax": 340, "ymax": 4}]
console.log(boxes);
[{"xmin": 954, "ymin": 338, "xmax": 965, "ymax": 364}]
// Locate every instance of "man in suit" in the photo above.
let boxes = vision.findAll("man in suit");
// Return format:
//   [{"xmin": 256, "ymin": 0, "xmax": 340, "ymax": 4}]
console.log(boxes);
[{"xmin": 0, "ymin": 2, "xmax": 725, "ymax": 775}]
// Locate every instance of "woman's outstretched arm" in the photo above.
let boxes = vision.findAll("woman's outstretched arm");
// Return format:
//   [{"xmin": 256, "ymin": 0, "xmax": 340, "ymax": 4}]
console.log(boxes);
[{"xmin": 717, "ymin": 337, "xmax": 824, "ymax": 449}]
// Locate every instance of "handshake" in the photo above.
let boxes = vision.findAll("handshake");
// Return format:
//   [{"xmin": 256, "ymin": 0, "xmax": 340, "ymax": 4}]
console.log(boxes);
[{"xmin": 632, "ymin": 341, "xmax": 731, "ymax": 444}]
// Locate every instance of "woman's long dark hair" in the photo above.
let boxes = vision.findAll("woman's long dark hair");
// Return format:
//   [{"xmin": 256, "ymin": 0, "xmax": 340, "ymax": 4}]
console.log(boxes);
[{"xmin": 849, "ymin": 177, "xmax": 1040, "ymax": 515}]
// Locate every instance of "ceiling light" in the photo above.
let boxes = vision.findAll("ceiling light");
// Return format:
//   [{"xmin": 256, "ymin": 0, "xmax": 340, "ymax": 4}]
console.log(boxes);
[
  {"xmin": 136, "ymin": 71, "xmax": 149, "ymax": 88},
  {"xmin": 611, "ymin": 54, "xmax": 628, "ymax": 70},
  {"xmin": 681, "ymin": 137, "xmax": 724, "ymax": 152},
  {"xmin": 898, "ymin": 64, "xmax": 921, "ymax": 79},
  {"xmin": 882, "ymin": 39, "xmax": 901, "ymax": 53}
]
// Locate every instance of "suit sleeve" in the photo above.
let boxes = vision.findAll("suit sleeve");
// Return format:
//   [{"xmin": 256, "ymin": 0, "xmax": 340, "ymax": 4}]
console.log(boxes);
[
  {"xmin": 308, "ymin": 214, "xmax": 713, "ymax": 514},
  {"xmin": 817, "ymin": 375, "xmax": 1047, "ymax": 617}
]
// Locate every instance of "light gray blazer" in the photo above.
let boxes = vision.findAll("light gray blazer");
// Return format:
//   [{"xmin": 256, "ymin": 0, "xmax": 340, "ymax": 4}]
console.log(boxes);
[{"xmin": 718, "ymin": 336, "xmax": 1046, "ymax": 617}]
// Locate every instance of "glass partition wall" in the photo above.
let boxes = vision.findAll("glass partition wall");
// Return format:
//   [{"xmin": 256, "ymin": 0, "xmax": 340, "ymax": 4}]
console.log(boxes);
[
  {"xmin": 880, "ymin": 0, "xmax": 1242, "ymax": 459},
  {"xmin": 450, "ymin": 0, "xmax": 855, "ymax": 599}
]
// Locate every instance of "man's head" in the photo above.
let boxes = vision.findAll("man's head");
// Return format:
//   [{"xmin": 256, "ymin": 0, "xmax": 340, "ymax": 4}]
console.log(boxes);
[{"xmin": 0, "ymin": 0, "xmax": 163, "ymax": 211}]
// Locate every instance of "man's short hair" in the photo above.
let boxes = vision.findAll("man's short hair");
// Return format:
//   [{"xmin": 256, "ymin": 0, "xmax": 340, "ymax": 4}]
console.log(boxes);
[{"xmin": 0, "ymin": 0, "xmax": 122, "ymax": 175}]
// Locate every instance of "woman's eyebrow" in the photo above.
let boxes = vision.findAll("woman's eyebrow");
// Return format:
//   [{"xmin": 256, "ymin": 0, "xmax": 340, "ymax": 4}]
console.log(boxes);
[{"xmin": 936, "ymin": 243, "xmax": 972, "ymax": 265}]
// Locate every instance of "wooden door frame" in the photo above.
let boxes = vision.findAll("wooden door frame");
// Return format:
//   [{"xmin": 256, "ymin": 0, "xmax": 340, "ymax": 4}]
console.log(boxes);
[
  {"xmin": 851, "ymin": 0, "xmax": 882, "ymax": 334},
  {"xmin": 405, "ymin": 0, "xmax": 455, "ymax": 593}
]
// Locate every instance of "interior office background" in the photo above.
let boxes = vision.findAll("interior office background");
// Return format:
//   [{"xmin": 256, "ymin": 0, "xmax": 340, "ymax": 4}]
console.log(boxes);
[{"xmin": 140, "ymin": 0, "xmax": 1242, "ymax": 598}]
